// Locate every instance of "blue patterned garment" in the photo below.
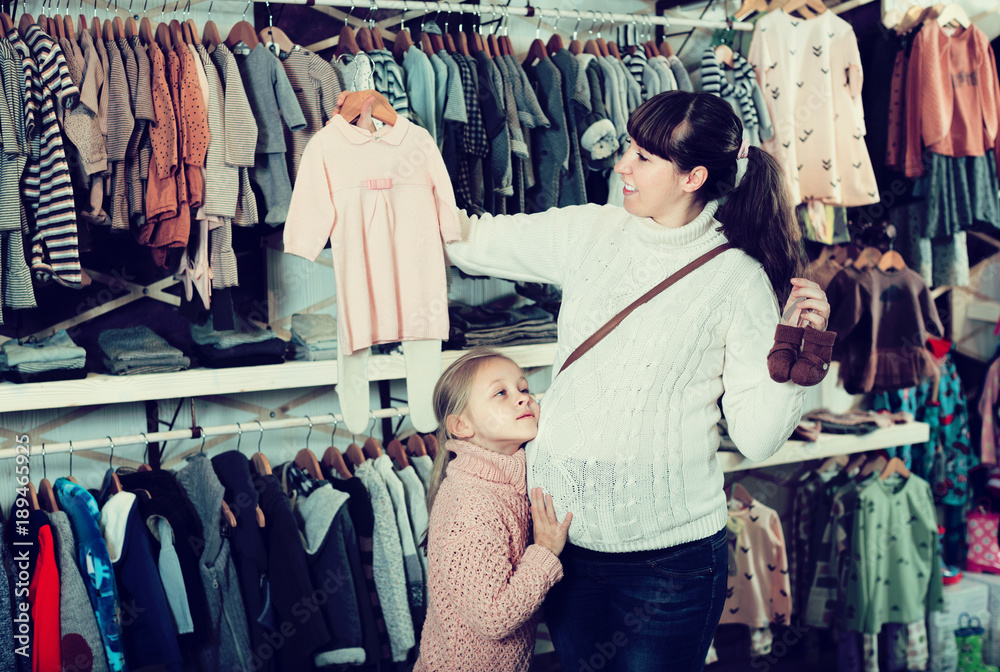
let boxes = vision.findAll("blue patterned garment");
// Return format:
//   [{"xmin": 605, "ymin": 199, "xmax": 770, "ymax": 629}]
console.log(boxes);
[
  {"xmin": 871, "ymin": 351, "xmax": 975, "ymax": 506},
  {"xmin": 54, "ymin": 478, "xmax": 128, "ymax": 672}
]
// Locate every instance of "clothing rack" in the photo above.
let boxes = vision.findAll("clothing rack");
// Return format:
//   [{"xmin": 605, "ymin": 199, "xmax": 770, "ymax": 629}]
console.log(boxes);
[{"xmin": 0, "ymin": 405, "xmax": 414, "ymax": 460}]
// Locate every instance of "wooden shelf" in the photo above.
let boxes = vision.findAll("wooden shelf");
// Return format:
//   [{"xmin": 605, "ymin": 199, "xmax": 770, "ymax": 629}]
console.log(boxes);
[
  {"xmin": 719, "ymin": 421, "xmax": 931, "ymax": 473},
  {"xmin": 0, "ymin": 342, "xmax": 559, "ymax": 412}
]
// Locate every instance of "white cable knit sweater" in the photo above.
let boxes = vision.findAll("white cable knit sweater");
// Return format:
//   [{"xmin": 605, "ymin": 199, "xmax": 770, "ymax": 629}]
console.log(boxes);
[{"xmin": 445, "ymin": 201, "xmax": 806, "ymax": 553}]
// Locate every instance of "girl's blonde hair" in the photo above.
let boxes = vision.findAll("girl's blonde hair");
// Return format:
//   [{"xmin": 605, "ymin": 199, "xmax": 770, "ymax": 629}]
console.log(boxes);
[{"xmin": 424, "ymin": 348, "xmax": 517, "ymax": 514}]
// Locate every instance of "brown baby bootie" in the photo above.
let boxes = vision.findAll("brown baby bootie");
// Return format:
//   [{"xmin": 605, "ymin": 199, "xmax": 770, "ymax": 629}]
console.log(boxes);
[
  {"xmin": 768, "ymin": 324, "xmax": 805, "ymax": 383},
  {"xmin": 790, "ymin": 328, "xmax": 837, "ymax": 386}
]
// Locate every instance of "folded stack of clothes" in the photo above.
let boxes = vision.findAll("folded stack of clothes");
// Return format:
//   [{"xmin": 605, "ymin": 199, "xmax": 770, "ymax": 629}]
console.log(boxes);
[
  {"xmin": 0, "ymin": 330, "xmax": 88, "ymax": 383},
  {"xmin": 804, "ymin": 409, "xmax": 914, "ymax": 435},
  {"xmin": 99, "ymin": 326, "xmax": 191, "ymax": 375},
  {"xmin": 289, "ymin": 313, "xmax": 338, "ymax": 361},
  {"xmin": 447, "ymin": 303, "xmax": 558, "ymax": 349},
  {"xmin": 190, "ymin": 317, "xmax": 287, "ymax": 368}
]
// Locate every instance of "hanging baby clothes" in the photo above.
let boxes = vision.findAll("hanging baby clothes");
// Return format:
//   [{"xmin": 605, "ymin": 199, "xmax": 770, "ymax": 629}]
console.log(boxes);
[
  {"xmin": 283, "ymin": 113, "xmax": 459, "ymax": 432},
  {"xmin": 235, "ymin": 42, "xmax": 305, "ymax": 226},
  {"xmin": 280, "ymin": 45, "xmax": 342, "ymax": 183},
  {"xmin": 211, "ymin": 43, "xmax": 258, "ymax": 227},
  {"xmin": 719, "ymin": 498, "xmax": 792, "ymax": 628},
  {"xmin": 748, "ymin": 10, "xmax": 880, "ymax": 208}
]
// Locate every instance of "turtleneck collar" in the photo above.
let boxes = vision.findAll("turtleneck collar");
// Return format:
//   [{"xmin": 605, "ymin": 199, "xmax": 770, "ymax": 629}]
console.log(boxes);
[
  {"xmin": 446, "ymin": 439, "xmax": 527, "ymax": 495},
  {"xmin": 633, "ymin": 199, "xmax": 722, "ymax": 248}
]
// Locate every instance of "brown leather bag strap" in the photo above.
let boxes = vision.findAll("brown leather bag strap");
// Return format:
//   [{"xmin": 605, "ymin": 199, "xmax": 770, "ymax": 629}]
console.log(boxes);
[{"xmin": 558, "ymin": 243, "xmax": 736, "ymax": 375}]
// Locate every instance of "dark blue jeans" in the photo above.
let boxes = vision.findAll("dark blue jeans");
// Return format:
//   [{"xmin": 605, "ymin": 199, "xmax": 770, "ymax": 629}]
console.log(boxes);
[{"xmin": 545, "ymin": 528, "xmax": 728, "ymax": 672}]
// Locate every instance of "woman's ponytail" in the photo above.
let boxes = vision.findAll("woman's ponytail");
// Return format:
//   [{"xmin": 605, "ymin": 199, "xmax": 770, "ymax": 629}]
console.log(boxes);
[
  {"xmin": 716, "ymin": 146, "xmax": 803, "ymax": 307},
  {"xmin": 627, "ymin": 92, "xmax": 805, "ymax": 305}
]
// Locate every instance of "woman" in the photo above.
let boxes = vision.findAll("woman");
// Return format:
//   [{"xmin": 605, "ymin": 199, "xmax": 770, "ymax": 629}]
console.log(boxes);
[{"xmin": 342, "ymin": 90, "xmax": 830, "ymax": 670}]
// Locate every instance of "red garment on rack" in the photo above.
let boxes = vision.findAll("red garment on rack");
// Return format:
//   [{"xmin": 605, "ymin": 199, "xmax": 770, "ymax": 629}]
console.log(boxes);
[{"xmin": 30, "ymin": 523, "xmax": 61, "ymax": 672}]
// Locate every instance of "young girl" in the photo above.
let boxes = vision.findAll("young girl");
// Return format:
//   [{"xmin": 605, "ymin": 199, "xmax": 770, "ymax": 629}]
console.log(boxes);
[{"xmin": 413, "ymin": 349, "xmax": 573, "ymax": 672}]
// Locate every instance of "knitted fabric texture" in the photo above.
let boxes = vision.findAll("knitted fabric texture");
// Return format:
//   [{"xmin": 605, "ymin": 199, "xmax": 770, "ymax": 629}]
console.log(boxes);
[
  {"xmin": 445, "ymin": 202, "xmax": 806, "ymax": 552},
  {"xmin": 98, "ymin": 326, "xmax": 184, "ymax": 361},
  {"xmin": 414, "ymin": 440, "xmax": 563, "ymax": 672}
]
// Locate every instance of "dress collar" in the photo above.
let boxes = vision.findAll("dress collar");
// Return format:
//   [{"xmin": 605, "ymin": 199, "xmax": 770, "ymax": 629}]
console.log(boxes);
[
  {"xmin": 446, "ymin": 439, "xmax": 527, "ymax": 495},
  {"xmin": 330, "ymin": 113, "xmax": 410, "ymax": 146}
]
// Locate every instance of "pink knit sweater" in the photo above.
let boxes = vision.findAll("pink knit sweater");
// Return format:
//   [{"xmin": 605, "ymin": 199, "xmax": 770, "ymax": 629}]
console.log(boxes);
[{"xmin": 414, "ymin": 440, "xmax": 563, "ymax": 672}]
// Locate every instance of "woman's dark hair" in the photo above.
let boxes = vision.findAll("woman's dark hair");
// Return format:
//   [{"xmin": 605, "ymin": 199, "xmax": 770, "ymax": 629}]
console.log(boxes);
[{"xmin": 626, "ymin": 90, "xmax": 804, "ymax": 306}]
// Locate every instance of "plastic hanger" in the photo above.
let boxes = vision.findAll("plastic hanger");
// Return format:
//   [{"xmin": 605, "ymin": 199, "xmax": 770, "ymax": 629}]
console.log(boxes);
[
  {"xmin": 386, "ymin": 438, "xmax": 409, "ymax": 469},
  {"xmin": 880, "ymin": 456, "xmax": 911, "ymax": 481},
  {"xmin": 424, "ymin": 433, "xmax": 439, "ymax": 459},
  {"xmin": 935, "ymin": 2, "xmax": 970, "ymax": 28},
  {"xmin": 406, "ymin": 434, "xmax": 427, "ymax": 457},
  {"xmin": 736, "ymin": 0, "xmax": 769, "ymax": 20},
  {"xmin": 338, "ymin": 89, "xmax": 398, "ymax": 125},
  {"xmin": 363, "ymin": 436, "xmax": 383, "ymax": 460},
  {"xmin": 779, "ymin": 0, "xmax": 827, "ymax": 19}
]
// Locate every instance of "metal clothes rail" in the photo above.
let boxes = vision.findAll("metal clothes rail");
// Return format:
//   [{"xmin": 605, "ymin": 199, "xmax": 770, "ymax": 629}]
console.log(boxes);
[{"xmin": 0, "ymin": 405, "xmax": 413, "ymax": 459}]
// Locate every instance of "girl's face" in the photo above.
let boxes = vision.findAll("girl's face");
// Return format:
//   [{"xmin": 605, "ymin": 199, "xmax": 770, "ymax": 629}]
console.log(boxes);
[
  {"xmin": 614, "ymin": 139, "xmax": 704, "ymax": 226},
  {"xmin": 449, "ymin": 358, "xmax": 540, "ymax": 456}
]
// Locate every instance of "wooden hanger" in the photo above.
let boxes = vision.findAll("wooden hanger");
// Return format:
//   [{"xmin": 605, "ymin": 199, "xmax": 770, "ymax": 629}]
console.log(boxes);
[
  {"xmin": 546, "ymin": 33, "xmax": 563, "ymax": 57},
  {"xmin": 819, "ymin": 453, "xmax": 848, "ymax": 473},
  {"xmin": 323, "ymin": 445, "xmax": 354, "ymax": 479},
  {"xmin": 372, "ymin": 27, "xmax": 385, "ymax": 50},
  {"xmin": 406, "ymin": 434, "xmax": 427, "ymax": 457},
  {"xmin": 356, "ymin": 26, "xmax": 374, "ymax": 51},
  {"xmin": 894, "ymin": 4, "xmax": 931, "ymax": 33},
  {"xmin": 335, "ymin": 24, "xmax": 359, "ymax": 57},
  {"xmin": 139, "ymin": 17, "xmax": 154, "ymax": 45},
  {"xmin": 338, "ymin": 89, "xmax": 398, "ymax": 125},
  {"xmin": 17, "ymin": 13, "xmax": 33, "ymax": 37},
  {"xmin": 844, "ymin": 453, "xmax": 868, "ymax": 476},
  {"xmin": 424, "ymin": 434, "xmax": 439, "ymax": 459},
  {"xmin": 393, "ymin": 26, "xmax": 414, "ymax": 61},
  {"xmin": 853, "ymin": 246, "xmax": 883, "ymax": 270},
  {"xmin": 185, "ymin": 19, "xmax": 200, "ymax": 45},
  {"xmin": 363, "ymin": 437, "xmax": 383, "ymax": 460},
  {"xmin": 429, "ymin": 33, "xmax": 443, "ymax": 52},
  {"xmin": 443, "ymin": 32, "xmax": 456, "ymax": 53},
  {"xmin": 860, "ymin": 454, "xmax": 888, "ymax": 478},
  {"xmin": 27, "ymin": 482, "xmax": 40, "ymax": 511},
  {"xmin": 258, "ymin": 26, "xmax": 293, "ymax": 54},
  {"xmin": 487, "ymin": 33, "xmax": 501, "ymax": 58},
  {"xmin": 419, "ymin": 31, "xmax": 433, "ymax": 54},
  {"xmin": 124, "ymin": 15, "xmax": 136, "ymax": 39},
  {"xmin": 345, "ymin": 442, "xmax": 367, "ymax": 467},
  {"xmin": 780, "ymin": 0, "xmax": 827, "ymax": 19},
  {"xmin": 729, "ymin": 482, "xmax": 754, "ymax": 507},
  {"xmin": 500, "ymin": 34, "xmax": 513, "ymax": 56},
  {"xmin": 52, "ymin": 14, "xmax": 64, "ymax": 39},
  {"xmin": 155, "ymin": 21, "xmax": 172, "ymax": 49},
  {"xmin": 467, "ymin": 31, "xmax": 481, "ymax": 55},
  {"xmin": 583, "ymin": 39, "xmax": 601, "ymax": 57},
  {"xmin": 877, "ymin": 249, "xmax": 907, "ymax": 272},
  {"xmin": 735, "ymin": 0, "xmax": 769, "ymax": 20},
  {"xmin": 643, "ymin": 41, "xmax": 657, "ymax": 58},
  {"xmin": 294, "ymin": 448, "xmax": 324, "ymax": 480},
  {"xmin": 109, "ymin": 471, "xmax": 124, "ymax": 495},
  {"xmin": 659, "ymin": 40, "xmax": 674, "ymax": 58},
  {"xmin": 455, "ymin": 31, "xmax": 469, "ymax": 56},
  {"xmin": 137, "ymin": 464, "xmax": 153, "ymax": 472},
  {"xmin": 103, "ymin": 19, "xmax": 115, "ymax": 42},
  {"xmin": 225, "ymin": 20, "xmax": 259, "ymax": 50},
  {"xmin": 880, "ymin": 456, "xmax": 911, "ymax": 480},
  {"xmin": 386, "ymin": 438, "xmax": 409, "ymax": 469},
  {"xmin": 251, "ymin": 451, "xmax": 272, "ymax": 476},
  {"xmin": 0, "ymin": 11, "xmax": 12, "ymax": 33},
  {"xmin": 112, "ymin": 15, "xmax": 124, "ymax": 40},
  {"xmin": 169, "ymin": 19, "xmax": 184, "ymax": 46},
  {"xmin": 524, "ymin": 37, "xmax": 547, "ymax": 66},
  {"xmin": 221, "ymin": 501, "xmax": 237, "ymax": 527},
  {"xmin": 255, "ymin": 505, "xmax": 266, "ymax": 527},
  {"xmin": 38, "ymin": 479, "xmax": 59, "ymax": 512},
  {"xmin": 568, "ymin": 37, "xmax": 582, "ymax": 55},
  {"xmin": 202, "ymin": 20, "xmax": 221, "ymax": 52}
]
